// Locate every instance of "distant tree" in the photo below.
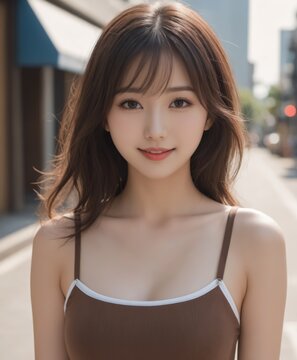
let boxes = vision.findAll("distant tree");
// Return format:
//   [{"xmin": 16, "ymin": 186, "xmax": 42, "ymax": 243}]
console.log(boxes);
[
  {"xmin": 238, "ymin": 88, "xmax": 267, "ymax": 130},
  {"xmin": 266, "ymin": 85, "xmax": 282, "ymax": 118}
]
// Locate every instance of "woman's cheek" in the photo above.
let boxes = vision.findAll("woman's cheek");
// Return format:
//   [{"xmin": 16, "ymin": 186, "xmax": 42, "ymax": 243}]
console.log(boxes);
[{"xmin": 108, "ymin": 118, "xmax": 139, "ymax": 154}]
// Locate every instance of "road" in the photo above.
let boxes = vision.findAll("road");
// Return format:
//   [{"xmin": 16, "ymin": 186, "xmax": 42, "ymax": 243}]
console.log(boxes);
[{"xmin": 0, "ymin": 146, "xmax": 296, "ymax": 359}]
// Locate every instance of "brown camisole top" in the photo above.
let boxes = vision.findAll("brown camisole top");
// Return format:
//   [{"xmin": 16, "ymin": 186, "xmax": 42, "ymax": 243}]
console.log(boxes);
[{"xmin": 64, "ymin": 206, "xmax": 241, "ymax": 359}]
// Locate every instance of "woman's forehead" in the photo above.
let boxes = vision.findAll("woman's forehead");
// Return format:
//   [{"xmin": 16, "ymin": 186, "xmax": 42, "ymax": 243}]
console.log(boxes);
[{"xmin": 117, "ymin": 52, "xmax": 192, "ymax": 95}]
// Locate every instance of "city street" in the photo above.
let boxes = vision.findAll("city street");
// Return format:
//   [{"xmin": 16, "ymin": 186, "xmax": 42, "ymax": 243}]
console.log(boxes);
[{"xmin": 0, "ymin": 145, "xmax": 297, "ymax": 359}]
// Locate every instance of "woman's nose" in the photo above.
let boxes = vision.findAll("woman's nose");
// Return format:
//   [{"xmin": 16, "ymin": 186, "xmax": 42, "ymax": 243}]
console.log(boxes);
[{"xmin": 144, "ymin": 110, "xmax": 167, "ymax": 140}]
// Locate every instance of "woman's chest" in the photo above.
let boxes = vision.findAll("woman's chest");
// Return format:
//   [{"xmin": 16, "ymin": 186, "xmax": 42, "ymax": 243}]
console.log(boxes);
[{"xmin": 61, "ymin": 215, "xmax": 246, "ymax": 314}]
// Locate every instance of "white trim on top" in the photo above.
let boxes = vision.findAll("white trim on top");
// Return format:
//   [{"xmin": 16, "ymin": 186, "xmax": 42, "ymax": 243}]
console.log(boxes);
[{"xmin": 64, "ymin": 278, "xmax": 240, "ymax": 324}]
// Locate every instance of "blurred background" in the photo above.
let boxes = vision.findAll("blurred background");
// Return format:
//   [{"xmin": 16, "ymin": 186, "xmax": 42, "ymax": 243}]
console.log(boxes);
[{"xmin": 0, "ymin": 0, "xmax": 297, "ymax": 358}]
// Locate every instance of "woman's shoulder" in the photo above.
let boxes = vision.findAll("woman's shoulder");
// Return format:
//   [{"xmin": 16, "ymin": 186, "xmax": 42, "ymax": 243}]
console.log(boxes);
[
  {"xmin": 234, "ymin": 206, "xmax": 286, "ymax": 273},
  {"xmin": 31, "ymin": 213, "xmax": 78, "ymax": 310},
  {"xmin": 32, "ymin": 212, "xmax": 76, "ymax": 262},
  {"xmin": 34, "ymin": 212, "xmax": 75, "ymax": 239},
  {"xmin": 235, "ymin": 206, "xmax": 285, "ymax": 243}
]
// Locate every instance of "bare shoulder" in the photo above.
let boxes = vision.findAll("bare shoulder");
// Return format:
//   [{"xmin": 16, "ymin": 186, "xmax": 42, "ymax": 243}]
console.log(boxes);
[
  {"xmin": 235, "ymin": 206, "xmax": 286, "ymax": 248},
  {"xmin": 34, "ymin": 212, "xmax": 75, "ymax": 240},
  {"xmin": 234, "ymin": 206, "xmax": 286, "ymax": 283},
  {"xmin": 32, "ymin": 212, "xmax": 76, "ymax": 269},
  {"xmin": 35, "ymin": 212, "xmax": 75, "ymax": 238}
]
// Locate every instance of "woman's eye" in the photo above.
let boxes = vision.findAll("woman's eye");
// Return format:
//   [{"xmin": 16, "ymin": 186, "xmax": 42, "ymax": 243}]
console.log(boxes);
[
  {"xmin": 119, "ymin": 100, "xmax": 142, "ymax": 110},
  {"xmin": 118, "ymin": 98, "xmax": 192, "ymax": 110},
  {"xmin": 170, "ymin": 98, "xmax": 192, "ymax": 108}
]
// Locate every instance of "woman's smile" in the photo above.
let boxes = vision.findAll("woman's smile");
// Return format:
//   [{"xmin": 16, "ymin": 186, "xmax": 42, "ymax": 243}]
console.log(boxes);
[{"xmin": 138, "ymin": 148, "xmax": 175, "ymax": 161}]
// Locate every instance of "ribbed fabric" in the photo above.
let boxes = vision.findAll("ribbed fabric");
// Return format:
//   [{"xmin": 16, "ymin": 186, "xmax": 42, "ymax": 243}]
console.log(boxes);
[{"xmin": 64, "ymin": 206, "xmax": 240, "ymax": 359}]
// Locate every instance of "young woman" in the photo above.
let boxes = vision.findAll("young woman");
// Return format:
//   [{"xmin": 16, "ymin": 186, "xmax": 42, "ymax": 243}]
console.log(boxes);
[{"xmin": 30, "ymin": 1, "xmax": 287, "ymax": 359}]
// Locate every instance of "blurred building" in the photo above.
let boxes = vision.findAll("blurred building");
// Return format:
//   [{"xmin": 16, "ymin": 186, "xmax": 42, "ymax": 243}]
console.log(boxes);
[
  {"xmin": 185, "ymin": 0, "xmax": 252, "ymax": 90},
  {"xmin": 289, "ymin": 14, "xmax": 297, "ymax": 113},
  {"xmin": 288, "ymin": 14, "xmax": 297, "ymax": 158},
  {"xmin": 0, "ymin": 0, "xmax": 138, "ymax": 215},
  {"xmin": 280, "ymin": 30, "xmax": 295, "ymax": 98},
  {"xmin": 278, "ymin": 29, "xmax": 295, "ymax": 156},
  {"xmin": 278, "ymin": 15, "xmax": 297, "ymax": 157}
]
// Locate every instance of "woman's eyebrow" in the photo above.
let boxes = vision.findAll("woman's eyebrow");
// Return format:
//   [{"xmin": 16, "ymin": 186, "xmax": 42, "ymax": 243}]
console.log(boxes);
[{"xmin": 115, "ymin": 86, "xmax": 195, "ymax": 94}]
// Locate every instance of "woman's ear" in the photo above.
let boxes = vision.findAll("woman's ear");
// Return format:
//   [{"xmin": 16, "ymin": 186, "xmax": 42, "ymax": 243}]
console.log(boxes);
[{"xmin": 204, "ymin": 117, "xmax": 213, "ymax": 131}]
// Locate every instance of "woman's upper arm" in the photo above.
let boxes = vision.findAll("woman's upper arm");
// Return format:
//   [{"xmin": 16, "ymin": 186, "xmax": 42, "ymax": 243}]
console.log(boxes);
[
  {"xmin": 30, "ymin": 221, "xmax": 70, "ymax": 360},
  {"xmin": 238, "ymin": 210, "xmax": 287, "ymax": 360}
]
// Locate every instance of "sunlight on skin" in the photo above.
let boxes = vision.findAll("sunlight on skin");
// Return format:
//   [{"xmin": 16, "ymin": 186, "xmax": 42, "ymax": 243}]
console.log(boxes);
[{"xmin": 105, "ymin": 53, "xmax": 213, "ymax": 224}]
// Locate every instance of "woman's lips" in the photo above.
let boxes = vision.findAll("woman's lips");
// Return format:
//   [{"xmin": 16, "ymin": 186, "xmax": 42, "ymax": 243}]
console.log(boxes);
[{"xmin": 138, "ymin": 149, "xmax": 175, "ymax": 161}]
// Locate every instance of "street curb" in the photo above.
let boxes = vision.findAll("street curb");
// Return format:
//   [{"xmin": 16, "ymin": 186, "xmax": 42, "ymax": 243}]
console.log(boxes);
[{"xmin": 0, "ymin": 222, "xmax": 40, "ymax": 261}]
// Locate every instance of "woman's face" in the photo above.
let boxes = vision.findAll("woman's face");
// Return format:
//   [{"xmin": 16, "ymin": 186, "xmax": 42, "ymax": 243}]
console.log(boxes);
[{"xmin": 106, "ymin": 53, "xmax": 212, "ymax": 180}]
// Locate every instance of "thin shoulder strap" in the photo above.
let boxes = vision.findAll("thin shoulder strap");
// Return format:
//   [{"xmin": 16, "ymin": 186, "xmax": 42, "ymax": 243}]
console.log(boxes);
[
  {"xmin": 74, "ymin": 210, "xmax": 81, "ymax": 280},
  {"xmin": 216, "ymin": 206, "xmax": 239, "ymax": 281}
]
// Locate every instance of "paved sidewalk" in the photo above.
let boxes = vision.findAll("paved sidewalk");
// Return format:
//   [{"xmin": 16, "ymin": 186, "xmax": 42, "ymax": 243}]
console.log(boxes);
[
  {"xmin": 0, "ymin": 201, "xmax": 39, "ymax": 261},
  {"xmin": 0, "ymin": 201, "xmax": 38, "ymax": 238}
]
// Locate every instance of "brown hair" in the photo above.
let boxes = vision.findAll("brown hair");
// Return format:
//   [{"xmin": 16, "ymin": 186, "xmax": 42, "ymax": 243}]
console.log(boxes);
[{"xmin": 34, "ymin": 0, "xmax": 249, "ymax": 242}]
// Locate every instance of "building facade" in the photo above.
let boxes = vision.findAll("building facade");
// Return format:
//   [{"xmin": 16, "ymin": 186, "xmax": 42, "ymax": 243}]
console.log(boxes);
[
  {"xmin": 185, "ymin": 0, "xmax": 251, "ymax": 90},
  {"xmin": 0, "ymin": 0, "xmax": 134, "ymax": 214}
]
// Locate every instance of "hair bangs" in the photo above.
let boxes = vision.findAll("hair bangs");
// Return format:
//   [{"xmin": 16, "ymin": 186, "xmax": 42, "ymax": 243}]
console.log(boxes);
[{"xmin": 115, "ymin": 40, "xmax": 174, "ymax": 97}]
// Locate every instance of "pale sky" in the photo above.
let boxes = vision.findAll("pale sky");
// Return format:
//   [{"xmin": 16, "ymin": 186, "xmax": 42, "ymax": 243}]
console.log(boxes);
[{"xmin": 249, "ymin": 0, "xmax": 297, "ymax": 97}]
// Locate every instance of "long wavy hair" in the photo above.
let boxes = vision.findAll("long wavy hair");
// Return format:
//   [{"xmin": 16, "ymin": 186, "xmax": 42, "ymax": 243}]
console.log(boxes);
[{"xmin": 34, "ymin": 0, "xmax": 249, "ymax": 242}]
